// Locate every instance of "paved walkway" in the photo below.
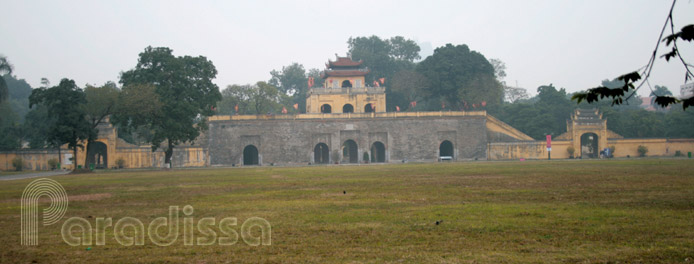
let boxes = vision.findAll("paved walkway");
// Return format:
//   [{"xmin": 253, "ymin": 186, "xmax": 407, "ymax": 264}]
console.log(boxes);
[{"xmin": 0, "ymin": 170, "xmax": 71, "ymax": 181}]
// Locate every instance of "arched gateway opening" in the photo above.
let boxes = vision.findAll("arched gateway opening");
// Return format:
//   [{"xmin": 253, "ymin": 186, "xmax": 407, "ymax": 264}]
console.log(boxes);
[
  {"xmin": 364, "ymin": 103, "xmax": 374, "ymax": 113},
  {"xmin": 370, "ymin": 141, "xmax": 386, "ymax": 163},
  {"xmin": 87, "ymin": 141, "xmax": 108, "ymax": 169},
  {"xmin": 314, "ymin": 143, "xmax": 329, "ymax": 164},
  {"xmin": 243, "ymin": 145, "xmax": 259, "ymax": 165},
  {"xmin": 320, "ymin": 104, "xmax": 332, "ymax": 113},
  {"xmin": 439, "ymin": 140, "xmax": 454, "ymax": 160},
  {"xmin": 342, "ymin": 104, "xmax": 354, "ymax": 113},
  {"xmin": 581, "ymin": 133, "xmax": 599, "ymax": 158},
  {"xmin": 342, "ymin": 140, "xmax": 358, "ymax": 163}
]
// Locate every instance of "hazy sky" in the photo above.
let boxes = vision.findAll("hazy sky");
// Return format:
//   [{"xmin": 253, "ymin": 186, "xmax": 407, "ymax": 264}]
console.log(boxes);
[{"xmin": 1, "ymin": 0, "xmax": 692, "ymax": 97}]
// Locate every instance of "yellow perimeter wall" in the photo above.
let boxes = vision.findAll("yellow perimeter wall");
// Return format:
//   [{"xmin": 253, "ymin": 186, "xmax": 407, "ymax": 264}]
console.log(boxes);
[
  {"xmin": 488, "ymin": 138, "xmax": 694, "ymax": 160},
  {"xmin": 0, "ymin": 146, "xmax": 206, "ymax": 171}
]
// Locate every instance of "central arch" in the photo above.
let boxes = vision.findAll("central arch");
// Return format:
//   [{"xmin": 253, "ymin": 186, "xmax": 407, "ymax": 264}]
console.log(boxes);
[
  {"xmin": 314, "ymin": 143, "xmax": 329, "ymax": 164},
  {"xmin": 341, "ymin": 80, "xmax": 352, "ymax": 88},
  {"xmin": 87, "ymin": 141, "xmax": 108, "ymax": 169},
  {"xmin": 364, "ymin": 103, "xmax": 374, "ymax": 113},
  {"xmin": 342, "ymin": 104, "xmax": 354, "ymax": 113},
  {"xmin": 370, "ymin": 141, "xmax": 386, "ymax": 163},
  {"xmin": 320, "ymin": 104, "xmax": 332, "ymax": 113},
  {"xmin": 439, "ymin": 140, "xmax": 454, "ymax": 159},
  {"xmin": 580, "ymin": 133, "xmax": 598, "ymax": 158},
  {"xmin": 342, "ymin": 140, "xmax": 358, "ymax": 163},
  {"xmin": 243, "ymin": 145, "xmax": 259, "ymax": 165}
]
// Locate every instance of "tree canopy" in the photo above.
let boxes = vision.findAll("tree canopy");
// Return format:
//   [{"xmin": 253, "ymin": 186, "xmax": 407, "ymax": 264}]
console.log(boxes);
[
  {"xmin": 29, "ymin": 79, "xmax": 91, "ymax": 164},
  {"xmin": 416, "ymin": 44, "xmax": 503, "ymax": 110},
  {"xmin": 117, "ymin": 46, "xmax": 221, "ymax": 166}
]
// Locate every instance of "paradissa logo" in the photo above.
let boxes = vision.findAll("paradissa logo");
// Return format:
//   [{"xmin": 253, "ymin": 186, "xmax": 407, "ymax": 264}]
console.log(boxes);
[{"xmin": 21, "ymin": 178, "xmax": 271, "ymax": 247}]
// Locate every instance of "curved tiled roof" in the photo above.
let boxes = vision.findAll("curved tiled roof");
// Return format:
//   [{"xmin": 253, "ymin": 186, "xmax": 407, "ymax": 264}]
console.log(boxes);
[{"xmin": 328, "ymin": 57, "xmax": 363, "ymax": 67}]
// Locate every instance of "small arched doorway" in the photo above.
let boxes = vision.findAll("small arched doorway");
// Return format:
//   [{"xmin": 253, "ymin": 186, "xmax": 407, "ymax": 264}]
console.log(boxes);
[
  {"xmin": 364, "ymin": 103, "xmax": 374, "ymax": 113},
  {"xmin": 314, "ymin": 143, "xmax": 329, "ymax": 164},
  {"xmin": 87, "ymin": 141, "xmax": 108, "ymax": 168},
  {"xmin": 370, "ymin": 141, "xmax": 386, "ymax": 163},
  {"xmin": 342, "ymin": 104, "xmax": 354, "ymax": 113},
  {"xmin": 580, "ymin": 133, "xmax": 598, "ymax": 158},
  {"xmin": 342, "ymin": 140, "xmax": 358, "ymax": 163},
  {"xmin": 243, "ymin": 145, "xmax": 259, "ymax": 165},
  {"xmin": 320, "ymin": 104, "xmax": 332, "ymax": 113},
  {"xmin": 341, "ymin": 80, "xmax": 352, "ymax": 88},
  {"xmin": 439, "ymin": 140, "xmax": 454, "ymax": 159}
]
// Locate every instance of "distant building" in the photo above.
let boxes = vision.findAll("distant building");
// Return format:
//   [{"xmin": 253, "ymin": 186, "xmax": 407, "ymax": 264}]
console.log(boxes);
[
  {"xmin": 306, "ymin": 56, "xmax": 386, "ymax": 114},
  {"xmin": 681, "ymin": 82, "xmax": 694, "ymax": 98}
]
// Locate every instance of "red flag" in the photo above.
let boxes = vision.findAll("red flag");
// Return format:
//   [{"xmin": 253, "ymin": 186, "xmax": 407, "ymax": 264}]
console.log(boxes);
[
  {"xmin": 293, "ymin": 103, "xmax": 298, "ymax": 110},
  {"xmin": 396, "ymin": 106, "xmax": 400, "ymax": 112},
  {"xmin": 379, "ymin": 78, "xmax": 385, "ymax": 84},
  {"xmin": 373, "ymin": 81, "xmax": 380, "ymax": 87},
  {"xmin": 281, "ymin": 106, "xmax": 288, "ymax": 114},
  {"xmin": 210, "ymin": 105, "xmax": 216, "ymax": 111},
  {"xmin": 234, "ymin": 104, "xmax": 239, "ymax": 113},
  {"xmin": 473, "ymin": 104, "xmax": 477, "ymax": 108},
  {"xmin": 308, "ymin": 77, "xmax": 314, "ymax": 88},
  {"xmin": 481, "ymin": 101, "xmax": 487, "ymax": 107}
]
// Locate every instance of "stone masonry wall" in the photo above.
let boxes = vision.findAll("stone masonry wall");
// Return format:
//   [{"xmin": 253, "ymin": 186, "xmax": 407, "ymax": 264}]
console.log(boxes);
[{"xmin": 206, "ymin": 115, "xmax": 488, "ymax": 166}]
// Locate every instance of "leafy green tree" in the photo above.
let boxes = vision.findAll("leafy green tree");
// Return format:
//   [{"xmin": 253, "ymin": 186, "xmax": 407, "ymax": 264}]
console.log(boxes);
[
  {"xmin": 347, "ymin": 36, "xmax": 420, "ymax": 110},
  {"xmin": 29, "ymin": 79, "xmax": 91, "ymax": 168},
  {"xmin": 2, "ymin": 74, "xmax": 33, "ymax": 122},
  {"xmin": 219, "ymin": 82, "xmax": 286, "ymax": 115},
  {"xmin": 23, "ymin": 104, "xmax": 55, "ymax": 149},
  {"xmin": 0, "ymin": 102, "xmax": 22, "ymax": 150},
  {"xmin": 82, "ymin": 82, "xmax": 120, "ymax": 165},
  {"xmin": 389, "ymin": 70, "xmax": 428, "ymax": 111},
  {"xmin": 388, "ymin": 36, "xmax": 421, "ymax": 61},
  {"xmin": 493, "ymin": 84, "xmax": 574, "ymax": 139},
  {"xmin": 268, "ymin": 63, "xmax": 313, "ymax": 112},
  {"xmin": 118, "ymin": 46, "xmax": 221, "ymax": 167},
  {"xmin": 416, "ymin": 44, "xmax": 503, "ymax": 110},
  {"xmin": 0, "ymin": 55, "xmax": 13, "ymax": 102}
]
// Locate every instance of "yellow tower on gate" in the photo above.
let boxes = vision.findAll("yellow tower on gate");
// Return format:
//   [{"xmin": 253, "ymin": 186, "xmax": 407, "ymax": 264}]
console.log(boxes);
[{"xmin": 306, "ymin": 55, "xmax": 386, "ymax": 114}]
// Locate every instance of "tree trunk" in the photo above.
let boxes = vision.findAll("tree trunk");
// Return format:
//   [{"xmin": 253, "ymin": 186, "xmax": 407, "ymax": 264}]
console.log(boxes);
[
  {"xmin": 84, "ymin": 140, "xmax": 91, "ymax": 169},
  {"xmin": 164, "ymin": 140, "xmax": 174, "ymax": 168},
  {"xmin": 72, "ymin": 145, "xmax": 78, "ymax": 171}
]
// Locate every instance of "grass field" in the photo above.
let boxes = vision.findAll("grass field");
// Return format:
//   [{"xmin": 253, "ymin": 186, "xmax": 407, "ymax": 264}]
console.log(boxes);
[{"xmin": 1, "ymin": 159, "xmax": 693, "ymax": 263}]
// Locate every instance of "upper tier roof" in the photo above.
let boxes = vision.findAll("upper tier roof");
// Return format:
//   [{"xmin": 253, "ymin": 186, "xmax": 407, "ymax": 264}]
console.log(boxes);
[{"xmin": 327, "ymin": 56, "xmax": 364, "ymax": 68}]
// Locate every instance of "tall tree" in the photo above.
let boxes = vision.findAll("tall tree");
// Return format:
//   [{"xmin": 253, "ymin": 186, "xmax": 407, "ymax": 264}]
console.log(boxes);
[
  {"xmin": 268, "ymin": 63, "xmax": 311, "ymax": 112},
  {"xmin": 347, "ymin": 35, "xmax": 420, "ymax": 110},
  {"xmin": 389, "ymin": 70, "xmax": 428, "ymax": 111},
  {"xmin": 82, "ymin": 82, "xmax": 120, "ymax": 165},
  {"xmin": 29, "ymin": 79, "xmax": 91, "ymax": 169},
  {"xmin": 416, "ymin": 44, "xmax": 503, "ymax": 110},
  {"xmin": 118, "ymin": 46, "xmax": 221, "ymax": 167},
  {"xmin": 0, "ymin": 55, "xmax": 13, "ymax": 102},
  {"xmin": 219, "ymin": 82, "xmax": 286, "ymax": 115}
]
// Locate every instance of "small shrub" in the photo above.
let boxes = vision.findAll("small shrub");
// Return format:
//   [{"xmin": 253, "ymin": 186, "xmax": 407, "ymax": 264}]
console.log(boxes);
[
  {"xmin": 609, "ymin": 145, "xmax": 616, "ymax": 154},
  {"xmin": 12, "ymin": 157, "xmax": 23, "ymax": 171},
  {"xmin": 637, "ymin": 145, "xmax": 648, "ymax": 157},
  {"xmin": 116, "ymin": 158, "xmax": 126, "ymax": 169},
  {"xmin": 363, "ymin": 152, "xmax": 369, "ymax": 163},
  {"xmin": 566, "ymin": 146, "xmax": 575, "ymax": 158},
  {"xmin": 47, "ymin": 158, "xmax": 59, "ymax": 170},
  {"xmin": 674, "ymin": 150, "xmax": 683, "ymax": 157}
]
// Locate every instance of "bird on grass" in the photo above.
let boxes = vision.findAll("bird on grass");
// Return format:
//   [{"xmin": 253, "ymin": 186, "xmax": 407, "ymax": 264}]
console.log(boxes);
[{"xmin": 435, "ymin": 220, "xmax": 443, "ymax": 225}]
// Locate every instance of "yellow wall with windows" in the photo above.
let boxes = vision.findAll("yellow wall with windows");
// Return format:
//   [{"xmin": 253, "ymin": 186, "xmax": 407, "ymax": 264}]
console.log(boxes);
[{"xmin": 306, "ymin": 91, "xmax": 386, "ymax": 114}]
